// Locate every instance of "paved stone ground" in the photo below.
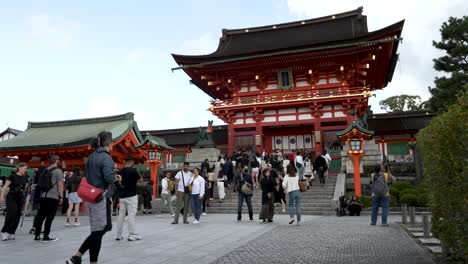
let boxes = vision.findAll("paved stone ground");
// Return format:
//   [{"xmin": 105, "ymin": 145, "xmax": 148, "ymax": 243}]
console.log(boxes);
[{"xmin": 0, "ymin": 214, "xmax": 434, "ymax": 264}]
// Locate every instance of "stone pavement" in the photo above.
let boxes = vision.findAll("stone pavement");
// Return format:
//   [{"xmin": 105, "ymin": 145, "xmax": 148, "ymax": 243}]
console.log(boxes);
[{"xmin": 0, "ymin": 214, "xmax": 434, "ymax": 264}]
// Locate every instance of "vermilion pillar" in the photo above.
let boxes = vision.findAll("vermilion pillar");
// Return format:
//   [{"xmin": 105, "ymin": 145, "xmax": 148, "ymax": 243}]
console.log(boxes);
[
  {"xmin": 352, "ymin": 155, "xmax": 362, "ymax": 196},
  {"xmin": 148, "ymin": 161, "xmax": 161, "ymax": 198}
]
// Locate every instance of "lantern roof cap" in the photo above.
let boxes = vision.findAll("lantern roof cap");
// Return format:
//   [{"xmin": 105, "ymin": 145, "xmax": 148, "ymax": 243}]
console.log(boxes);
[
  {"xmin": 136, "ymin": 133, "xmax": 175, "ymax": 150},
  {"xmin": 337, "ymin": 120, "xmax": 374, "ymax": 139}
]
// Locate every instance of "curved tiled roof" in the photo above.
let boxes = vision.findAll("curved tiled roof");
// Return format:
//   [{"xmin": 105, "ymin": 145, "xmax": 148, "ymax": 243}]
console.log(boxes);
[{"xmin": 0, "ymin": 113, "xmax": 142, "ymax": 151}]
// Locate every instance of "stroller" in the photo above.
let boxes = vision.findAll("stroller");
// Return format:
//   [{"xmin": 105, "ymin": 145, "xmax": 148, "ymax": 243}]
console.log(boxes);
[{"xmin": 335, "ymin": 195, "xmax": 347, "ymax": 217}]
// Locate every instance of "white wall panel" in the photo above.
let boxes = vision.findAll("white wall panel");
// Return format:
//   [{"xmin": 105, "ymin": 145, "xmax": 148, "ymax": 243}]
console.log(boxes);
[
  {"xmin": 298, "ymin": 114, "xmax": 313, "ymax": 120},
  {"xmin": 278, "ymin": 108, "xmax": 296, "ymax": 114},
  {"xmin": 278, "ymin": 115, "xmax": 296, "ymax": 121}
]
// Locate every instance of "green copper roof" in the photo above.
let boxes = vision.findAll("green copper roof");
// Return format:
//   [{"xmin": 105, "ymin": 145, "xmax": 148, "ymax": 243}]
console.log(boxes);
[
  {"xmin": 136, "ymin": 133, "xmax": 175, "ymax": 150},
  {"xmin": 337, "ymin": 120, "xmax": 374, "ymax": 137},
  {"xmin": 0, "ymin": 113, "xmax": 142, "ymax": 151}
]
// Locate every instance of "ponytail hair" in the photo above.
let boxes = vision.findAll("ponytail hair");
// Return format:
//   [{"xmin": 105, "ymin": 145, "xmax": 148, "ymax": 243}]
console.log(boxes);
[{"xmin": 91, "ymin": 131, "xmax": 113, "ymax": 149}]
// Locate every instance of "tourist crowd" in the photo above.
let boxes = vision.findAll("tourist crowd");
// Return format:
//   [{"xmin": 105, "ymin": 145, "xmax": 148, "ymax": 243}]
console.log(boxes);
[{"xmin": 0, "ymin": 133, "xmax": 393, "ymax": 264}]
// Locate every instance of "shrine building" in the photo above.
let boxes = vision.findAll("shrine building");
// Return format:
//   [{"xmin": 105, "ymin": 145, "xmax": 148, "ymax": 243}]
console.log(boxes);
[{"xmin": 172, "ymin": 7, "xmax": 404, "ymax": 161}]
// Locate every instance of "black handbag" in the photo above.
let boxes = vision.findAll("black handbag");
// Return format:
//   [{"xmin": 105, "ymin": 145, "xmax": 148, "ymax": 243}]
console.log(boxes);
[{"xmin": 181, "ymin": 171, "xmax": 190, "ymax": 194}]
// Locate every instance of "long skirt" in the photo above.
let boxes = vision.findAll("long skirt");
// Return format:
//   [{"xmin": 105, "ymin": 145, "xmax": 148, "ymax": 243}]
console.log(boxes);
[
  {"xmin": 259, "ymin": 192, "xmax": 274, "ymax": 220},
  {"xmin": 217, "ymin": 179, "xmax": 226, "ymax": 200}
]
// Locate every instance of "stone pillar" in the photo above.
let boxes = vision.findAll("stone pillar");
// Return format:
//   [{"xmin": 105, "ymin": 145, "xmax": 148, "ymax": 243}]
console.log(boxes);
[{"xmin": 401, "ymin": 204, "xmax": 408, "ymax": 224}]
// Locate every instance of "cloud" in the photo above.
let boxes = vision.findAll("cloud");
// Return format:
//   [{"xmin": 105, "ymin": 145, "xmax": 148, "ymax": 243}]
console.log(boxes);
[
  {"xmin": 175, "ymin": 33, "xmax": 218, "ymax": 55},
  {"xmin": 24, "ymin": 14, "xmax": 79, "ymax": 48},
  {"xmin": 126, "ymin": 48, "xmax": 147, "ymax": 65},
  {"xmin": 286, "ymin": 0, "xmax": 467, "ymax": 112}
]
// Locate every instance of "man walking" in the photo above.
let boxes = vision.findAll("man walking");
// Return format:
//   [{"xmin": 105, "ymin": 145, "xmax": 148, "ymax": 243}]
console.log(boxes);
[
  {"xmin": 314, "ymin": 152, "xmax": 328, "ymax": 187},
  {"xmin": 237, "ymin": 165, "xmax": 254, "ymax": 222},
  {"xmin": 172, "ymin": 162, "xmax": 193, "ymax": 224},
  {"xmin": 34, "ymin": 154, "xmax": 64, "ymax": 242},
  {"xmin": 115, "ymin": 156, "xmax": 143, "ymax": 241}
]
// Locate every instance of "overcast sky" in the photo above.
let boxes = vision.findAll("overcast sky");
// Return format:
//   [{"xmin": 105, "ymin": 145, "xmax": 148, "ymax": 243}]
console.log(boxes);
[{"xmin": 1, "ymin": 0, "xmax": 466, "ymax": 132}]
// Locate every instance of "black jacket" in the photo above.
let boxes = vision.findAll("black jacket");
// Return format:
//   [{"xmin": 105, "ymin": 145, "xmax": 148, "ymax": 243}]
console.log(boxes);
[
  {"xmin": 314, "ymin": 156, "xmax": 328, "ymax": 171},
  {"xmin": 260, "ymin": 176, "xmax": 276, "ymax": 194},
  {"xmin": 85, "ymin": 147, "xmax": 116, "ymax": 197}
]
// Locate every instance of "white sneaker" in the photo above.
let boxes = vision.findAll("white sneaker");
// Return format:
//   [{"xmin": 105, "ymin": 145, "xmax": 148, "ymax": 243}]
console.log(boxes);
[
  {"xmin": 1, "ymin": 233, "xmax": 8, "ymax": 241},
  {"xmin": 202, "ymin": 212, "xmax": 207, "ymax": 216},
  {"xmin": 73, "ymin": 222, "xmax": 80, "ymax": 226},
  {"xmin": 65, "ymin": 222, "xmax": 71, "ymax": 227},
  {"xmin": 8, "ymin": 234, "xmax": 15, "ymax": 240},
  {"xmin": 115, "ymin": 236, "xmax": 123, "ymax": 241},
  {"xmin": 191, "ymin": 220, "xmax": 199, "ymax": 224},
  {"xmin": 170, "ymin": 214, "xmax": 175, "ymax": 217},
  {"xmin": 128, "ymin": 234, "xmax": 142, "ymax": 241}
]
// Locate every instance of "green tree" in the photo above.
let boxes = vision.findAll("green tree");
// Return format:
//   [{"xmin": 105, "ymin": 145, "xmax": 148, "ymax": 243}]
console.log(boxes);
[
  {"xmin": 379, "ymin": 94, "xmax": 426, "ymax": 112},
  {"xmin": 428, "ymin": 16, "xmax": 468, "ymax": 113},
  {"xmin": 417, "ymin": 94, "xmax": 467, "ymax": 259}
]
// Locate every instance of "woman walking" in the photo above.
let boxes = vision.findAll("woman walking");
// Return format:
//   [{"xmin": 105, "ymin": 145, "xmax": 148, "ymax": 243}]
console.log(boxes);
[
  {"xmin": 282, "ymin": 164, "xmax": 301, "ymax": 225},
  {"xmin": 0, "ymin": 162, "xmax": 28, "ymax": 241},
  {"xmin": 66, "ymin": 131, "xmax": 121, "ymax": 264},
  {"xmin": 259, "ymin": 168, "xmax": 276, "ymax": 223},
  {"xmin": 65, "ymin": 168, "xmax": 83, "ymax": 227},
  {"xmin": 189, "ymin": 168, "xmax": 205, "ymax": 224}
]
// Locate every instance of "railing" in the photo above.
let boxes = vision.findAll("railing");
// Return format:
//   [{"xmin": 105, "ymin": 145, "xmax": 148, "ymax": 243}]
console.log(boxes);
[{"xmin": 211, "ymin": 86, "xmax": 371, "ymax": 108}]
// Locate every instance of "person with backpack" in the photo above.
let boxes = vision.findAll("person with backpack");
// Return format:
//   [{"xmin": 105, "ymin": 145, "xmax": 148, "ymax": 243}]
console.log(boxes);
[
  {"xmin": 115, "ymin": 155, "xmax": 143, "ymax": 241},
  {"xmin": 370, "ymin": 164, "xmax": 393, "ymax": 226},
  {"xmin": 295, "ymin": 150, "xmax": 305, "ymax": 180},
  {"xmin": 161, "ymin": 172, "xmax": 174, "ymax": 216},
  {"xmin": 0, "ymin": 162, "xmax": 28, "ymax": 241},
  {"xmin": 66, "ymin": 131, "xmax": 121, "ymax": 264},
  {"xmin": 34, "ymin": 154, "xmax": 64, "ymax": 242},
  {"xmin": 65, "ymin": 168, "xmax": 83, "ymax": 227},
  {"xmin": 314, "ymin": 152, "xmax": 328, "ymax": 187}
]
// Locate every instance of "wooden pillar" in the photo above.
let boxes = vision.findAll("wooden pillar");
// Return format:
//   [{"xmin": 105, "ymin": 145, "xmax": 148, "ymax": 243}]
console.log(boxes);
[
  {"xmin": 352, "ymin": 155, "xmax": 362, "ymax": 196},
  {"xmin": 228, "ymin": 124, "xmax": 235, "ymax": 157},
  {"xmin": 314, "ymin": 119, "xmax": 323, "ymax": 154},
  {"xmin": 149, "ymin": 162, "xmax": 160, "ymax": 198},
  {"xmin": 255, "ymin": 123, "xmax": 262, "ymax": 154}
]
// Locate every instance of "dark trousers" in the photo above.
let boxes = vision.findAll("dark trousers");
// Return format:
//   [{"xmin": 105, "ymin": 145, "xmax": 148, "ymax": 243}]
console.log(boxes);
[
  {"xmin": 318, "ymin": 169, "xmax": 325, "ymax": 185},
  {"xmin": 61, "ymin": 191, "xmax": 69, "ymax": 214},
  {"xmin": 348, "ymin": 204, "xmax": 362, "ymax": 216},
  {"xmin": 35, "ymin": 197, "xmax": 59, "ymax": 237},
  {"xmin": 237, "ymin": 192, "xmax": 253, "ymax": 221},
  {"xmin": 1, "ymin": 195, "xmax": 24, "ymax": 234},
  {"xmin": 78, "ymin": 230, "xmax": 106, "ymax": 262}
]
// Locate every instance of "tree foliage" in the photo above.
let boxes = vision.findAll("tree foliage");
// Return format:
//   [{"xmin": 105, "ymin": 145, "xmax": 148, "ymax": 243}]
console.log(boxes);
[
  {"xmin": 416, "ymin": 94, "xmax": 467, "ymax": 259},
  {"xmin": 428, "ymin": 16, "xmax": 468, "ymax": 113},
  {"xmin": 379, "ymin": 94, "xmax": 427, "ymax": 112}
]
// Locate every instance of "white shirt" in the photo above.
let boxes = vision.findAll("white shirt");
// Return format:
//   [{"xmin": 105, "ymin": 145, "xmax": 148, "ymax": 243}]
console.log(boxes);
[
  {"xmin": 161, "ymin": 178, "xmax": 170, "ymax": 194},
  {"xmin": 282, "ymin": 175, "xmax": 300, "ymax": 193},
  {"xmin": 295, "ymin": 155, "xmax": 304, "ymax": 166},
  {"xmin": 175, "ymin": 170, "xmax": 193, "ymax": 192},
  {"xmin": 189, "ymin": 175, "xmax": 205, "ymax": 196},
  {"xmin": 323, "ymin": 154, "xmax": 332, "ymax": 165}
]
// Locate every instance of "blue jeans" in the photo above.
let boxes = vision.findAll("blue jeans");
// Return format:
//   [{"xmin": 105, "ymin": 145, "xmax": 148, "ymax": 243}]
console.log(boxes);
[
  {"xmin": 371, "ymin": 196, "xmax": 389, "ymax": 225},
  {"xmin": 190, "ymin": 194, "xmax": 203, "ymax": 221},
  {"xmin": 237, "ymin": 192, "xmax": 253, "ymax": 221},
  {"xmin": 288, "ymin": 190, "xmax": 301, "ymax": 222}
]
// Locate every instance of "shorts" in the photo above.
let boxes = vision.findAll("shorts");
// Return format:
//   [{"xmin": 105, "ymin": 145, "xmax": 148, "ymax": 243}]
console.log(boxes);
[{"xmin": 68, "ymin": 192, "xmax": 82, "ymax": 204}]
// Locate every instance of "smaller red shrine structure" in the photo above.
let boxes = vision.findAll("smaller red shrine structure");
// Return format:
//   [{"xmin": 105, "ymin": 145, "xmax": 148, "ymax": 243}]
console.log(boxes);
[
  {"xmin": 0, "ymin": 113, "xmax": 173, "ymax": 195},
  {"xmin": 172, "ymin": 7, "xmax": 404, "ymax": 158}
]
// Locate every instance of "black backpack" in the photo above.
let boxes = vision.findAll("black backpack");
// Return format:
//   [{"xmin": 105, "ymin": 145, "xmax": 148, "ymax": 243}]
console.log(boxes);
[{"xmin": 37, "ymin": 167, "xmax": 59, "ymax": 193}]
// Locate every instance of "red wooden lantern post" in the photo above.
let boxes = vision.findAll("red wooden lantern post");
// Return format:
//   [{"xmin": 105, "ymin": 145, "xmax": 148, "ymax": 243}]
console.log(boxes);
[
  {"xmin": 337, "ymin": 120, "xmax": 374, "ymax": 196},
  {"xmin": 136, "ymin": 133, "xmax": 175, "ymax": 198}
]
